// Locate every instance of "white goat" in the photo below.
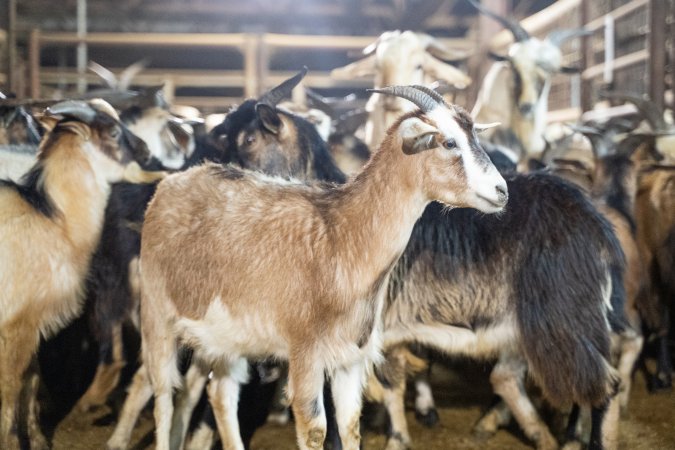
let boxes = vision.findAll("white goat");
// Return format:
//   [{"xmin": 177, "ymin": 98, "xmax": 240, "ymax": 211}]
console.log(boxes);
[
  {"xmin": 0, "ymin": 99, "xmax": 157, "ymax": 450},
  {"xmin": 468, "ymin": 0, "xmax": 588, "ymax": 161},
  {"xmin": 138, "ymin": 86, "xmax": 506, "ymax": 450},
  {"xmin": 331, "ymin": 30, "xmax": 472, "ymax": 149}
]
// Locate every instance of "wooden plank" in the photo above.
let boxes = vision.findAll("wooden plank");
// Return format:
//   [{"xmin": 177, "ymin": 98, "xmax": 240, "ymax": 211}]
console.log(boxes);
[
  {"xmin": 39, "ymin": 32, "xmax": 248, "ymax": 48},
  {"xmin": 39, "ymin": 69, "xmax": 373, "ymax": 90},
  {"xmin": 29, "ymin": 29, "xmax": 40, "ymax": 98},
  {"xmin": 582, "ymin": 49, "xmax": 649, "ymax": 80},
  {"xmin": 580, "ymin": 0, "xmax": 593, "ymax": 112},
  {"xmin": 490, "ymin": 0, "xmax": 581, "ymax": 48},
  {"xmin": 648, "ymin": 0, "xmax": 666, "ymax": 110},
  {"xmin": 584, "ymin": 0, "xmax": 648, "ymax": 32}
]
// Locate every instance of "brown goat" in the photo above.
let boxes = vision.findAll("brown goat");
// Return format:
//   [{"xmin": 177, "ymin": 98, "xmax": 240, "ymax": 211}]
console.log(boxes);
[
  {"xmin": 138, "ymin": 86, "xmax": 507, "ymax": 450},
  {"xmin": 0, "ymin": 99, "xmax": 156, "ymax": 450},
  {"xmin": 634, "ymin": 163, "xmax": 675, "ymax": 388}
]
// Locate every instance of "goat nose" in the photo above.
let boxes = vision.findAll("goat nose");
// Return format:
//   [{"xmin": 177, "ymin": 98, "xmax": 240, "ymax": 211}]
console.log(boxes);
[
  {"xmin": 495, "ymin": 184, "xmax": 508, "ymax": 204},
  {"xmin": 519, "ymin": 103, "xmax": 534, "ymax": 116}
]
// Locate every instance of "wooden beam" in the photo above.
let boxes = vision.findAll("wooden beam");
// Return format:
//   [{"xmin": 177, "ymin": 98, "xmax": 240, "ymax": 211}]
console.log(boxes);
[
  {"xmin": 580, "ymin": 0, "xmax": 593, "ymax": 112},
  {"xmin": 490, "ymin": 0, "xmax": 581, "ymax": 48},
  {"xmin": 648, "ymin": 0, "xmax": 666, "ymax": 110},
  {"xmin": 29, "ymin": 29, "xmax": 40, "ymax": 98},
  {"xmin": 7, "ymin": 0, "xmax": 17, "ymax": 95},
  {"xmin": 581, "ymin": 49, "xmax": 649, "ymax": 80}
]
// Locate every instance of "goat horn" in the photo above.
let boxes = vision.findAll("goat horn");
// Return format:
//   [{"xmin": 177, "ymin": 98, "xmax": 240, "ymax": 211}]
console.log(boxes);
[
  {"xmin": 259, "ymin": 66, "xmax": 308, "ymax": 106},
  {"xmin": 600, "ymin": 91, "xmax": 668, "ymax": 132},
  {"xmin": 47, "ymin": 100, "xmax": 98, "ymax": 124},
  {"xmin": 466, "ymin": 0, "xmax": 530, "ymax": 42},
  {"xmin": 368, "ymin": 85, "xmax": 441, "ymax": 113},
  {"xmin": 88, "ymin": 61, "xmax": 118, "ymax": 89},
  {"xmin": 567, "ymin": 123, "xmax": 612, "ymax": 158},
  {"xmin": 546, "ymin": 28, "xmax": 592, "ymax": 48}
]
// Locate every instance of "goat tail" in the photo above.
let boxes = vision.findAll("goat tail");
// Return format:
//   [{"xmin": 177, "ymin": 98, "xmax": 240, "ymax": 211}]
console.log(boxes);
[{"xmin": 516, "ymin": 210, "xmax": 624, "ymax": 408}]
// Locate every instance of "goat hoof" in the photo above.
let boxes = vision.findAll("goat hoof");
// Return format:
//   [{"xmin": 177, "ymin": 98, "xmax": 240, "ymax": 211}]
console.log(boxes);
[
  {"xmin": 414, "ymin": 408, "xmax": 439, "ymax": 427},
  {"xmin": 649, "ymin": 372, "xmax": 672, "ymax": 392},
  {"xmin": 560, "ymin": 440, "xmax": 583, "ymax": 450},
  {"xmin": 471, "ymin": 427, "xmax": 496, "ymax": 441},
  {"xmin": 384, "ymin": 438, "xmax": 410, "ymax": 450}
]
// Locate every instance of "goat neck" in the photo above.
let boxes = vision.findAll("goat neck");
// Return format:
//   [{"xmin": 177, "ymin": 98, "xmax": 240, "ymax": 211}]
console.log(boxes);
[
  {"xmin": 37, "ymin": 127, "xmax": 111, "ymax": 254},
  {"xmin": 326, "ymin": 129, "xmax": 429, "ymax": 291}
]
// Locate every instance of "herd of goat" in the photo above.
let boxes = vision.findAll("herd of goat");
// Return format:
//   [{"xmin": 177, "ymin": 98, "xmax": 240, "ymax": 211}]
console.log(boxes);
[{"xmin": 0, "ymin": 2, "xmax": 674, "ymax": 450}]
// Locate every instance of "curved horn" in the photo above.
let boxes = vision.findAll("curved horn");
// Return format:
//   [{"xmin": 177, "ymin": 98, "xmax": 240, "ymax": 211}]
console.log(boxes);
[
  {"xmin": 88, "ymin": 61, "xmax": 118, "ymax": 89},
  {"xmin": 466, "ymin": 0, "xmax": 530, "ymax": 42},
  {"xmin": 46, "ymin": 100, "xmax": 98, "ymax": 124},
  {"xmin": 546, "ymin": 28, "xmax": 592, "ymax": 48},
  {"xmin": 600, "ymin": 91, "xmax": 668, "ymax": 132},
  {"xmin": 118, "ymin": 58, "xmax": 150, "ymax": 91},
  {"xmin": 567, "ymin": 123, "xmax": 612, "ymax": 158},
  {"xmin": 368, "ymin": 85, "xmax": 441, "ymax": 113},
  {"xmin": 259, "ymin": 66, "xmax": 308, "ymax": 106}
]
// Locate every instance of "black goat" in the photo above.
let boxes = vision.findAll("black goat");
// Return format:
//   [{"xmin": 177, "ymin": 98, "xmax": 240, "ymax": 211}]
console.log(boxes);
[{"xmin": 373, "ymin": 171, "xmax": 629, "ymax": 450}]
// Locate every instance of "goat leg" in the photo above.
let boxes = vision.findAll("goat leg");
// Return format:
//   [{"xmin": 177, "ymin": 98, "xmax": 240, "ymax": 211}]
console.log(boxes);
[
  {"xmin": 331, "ymin": 362, "xmax": 367, "ymax": 450},
  {"xmin": 76, "ymin": 322, "xmax": 126, "ymax": 413},
  {"xmin": 206, "ymin": 357, "xmax": 248, "ymax": 450},
  {"xmin": 288, "ymin": 354, "xmax": 328, "ymax": 450},
  {"xmin": 489, "ymin": 353, "xmax": 558, "ymax": 450}
]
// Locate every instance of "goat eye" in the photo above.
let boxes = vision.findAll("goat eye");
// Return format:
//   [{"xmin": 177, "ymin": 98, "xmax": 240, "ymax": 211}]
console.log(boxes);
[
  {"xmin": 442, "ymin": 139, "xmax": 456, "ymax": 150},
  {"xmin": 109, "ymin": 127, "xmax": 121, "ymax": 139}
]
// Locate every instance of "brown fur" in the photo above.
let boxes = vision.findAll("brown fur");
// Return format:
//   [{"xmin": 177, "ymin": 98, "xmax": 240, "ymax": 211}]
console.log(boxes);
[
  {"xmin": 0, "ymin": 105, "xmax": 150, "ymax": 450},
  {"xmin": 139, "ymin": 106, "xmax": 505, "ymax": 450}
]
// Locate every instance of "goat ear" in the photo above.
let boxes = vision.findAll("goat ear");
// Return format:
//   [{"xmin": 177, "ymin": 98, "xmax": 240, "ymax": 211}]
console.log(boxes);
[
  {"xmin": 474, "ymin": 122, "xmax": 501, "ymax": 133},
  {"xmin": 422, "ymin": 53, "xmax": 472, "ymax": 89},
  {"xmin": 399, "ymin": 117, "xmax": 439, "ymax": 155},
  {"xmin": 488, "ymin": 51, "xmax": 510, "ymax": 62},
  {"xmin": 255, "ymin": 103, "xmax": 283, "ymax": 135},
  {"xmin": 331, "ymin": 54, "xmax": 377, "ymax": 79}
]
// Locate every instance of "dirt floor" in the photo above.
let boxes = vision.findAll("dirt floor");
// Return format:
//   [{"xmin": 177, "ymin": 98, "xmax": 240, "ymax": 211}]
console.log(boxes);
[{"xmin": 46, "ymin": 358, "xmax": 675, "ymax": 450}]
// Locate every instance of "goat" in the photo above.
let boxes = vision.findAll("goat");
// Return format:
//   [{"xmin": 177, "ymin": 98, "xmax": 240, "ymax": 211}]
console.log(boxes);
[
  {"xmin": 600, "ymin": 91, "xmax": 675, "ymax": 163},
  {"xmin": 0, "ymin": 100, "xmax": 44, "ymax": 181},
  {"xmin": 68, "ymin": 85, "xmax": 193, "ymax": 415},
  {"xmin": 331, "ymin": 30, "xmax": 471, "ymax": 149},
  {"xmin": 467, "ymin": 0, "xmax": 588, "ymax": 161},
  {"xmin": 634, "ymin": 163, "xmax": 675, "ymax": 389},
  {"xmin": 368, "ymin": 150, "xmax": 628, "ymax": 449},
  {"xmin": 549, "ymin": 125, "xmax": 647, "ymax": 415},
  {"xmin": 137, "ymin": 86, "xmax": 506, "ymax": 450},
  {"xmin": 0, "ymin": 99, "xmax": 157, "ymax": 450},
  {"xmin": 106, "ymin": 68, "xmax": 346, "ymax": 450}
]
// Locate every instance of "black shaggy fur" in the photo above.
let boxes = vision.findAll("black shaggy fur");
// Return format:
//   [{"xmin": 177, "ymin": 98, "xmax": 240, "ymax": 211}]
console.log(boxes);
[
  {"xmin": 211, "ymin": 99, "xmax": 346, "ymax": 184},
  {"xmin": 386, "ymin": 171, "xmax": 625, "ymax": 408}
]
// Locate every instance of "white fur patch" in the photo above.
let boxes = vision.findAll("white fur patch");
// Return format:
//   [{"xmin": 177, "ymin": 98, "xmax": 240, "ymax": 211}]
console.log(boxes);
[
  {"xmin": 383, "ymin": 317, "xmax": 518, "ymax": 358},
  {"xmin": 174, "ymin": 298, "xmax": 289, "ymax": 362}
]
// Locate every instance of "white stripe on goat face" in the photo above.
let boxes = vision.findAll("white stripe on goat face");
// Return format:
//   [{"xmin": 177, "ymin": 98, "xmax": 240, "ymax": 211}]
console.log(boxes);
[{"xmin": 427, "ymin": 107, "xmax": 507, "ymax": 213}]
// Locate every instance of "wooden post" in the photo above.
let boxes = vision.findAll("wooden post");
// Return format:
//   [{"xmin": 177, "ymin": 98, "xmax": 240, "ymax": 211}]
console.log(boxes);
[
  {"xmin": 467, "ymin": 0, "xmax": 510, "ymax": 106},
  {"xmin": 580, "ymin": 0, "xmax": 593, "ymax": 112},
  {"xmin": 6, "ymin": 0, "xmax": 17, "ymax": 95},
  {"xmin": 648, "ymin": 0, "xmax": 665, "ymax": 110},
  {"xmin": 243, "ymin": 33, "xmax": 258, "ymax": 98},
  {"xmin": 258, "ymin": 33, "xmax": 269, "ymax": 95},
  {"xmin": 29, "ymin": 29, "xmax": 41, "ymax": 99}
]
